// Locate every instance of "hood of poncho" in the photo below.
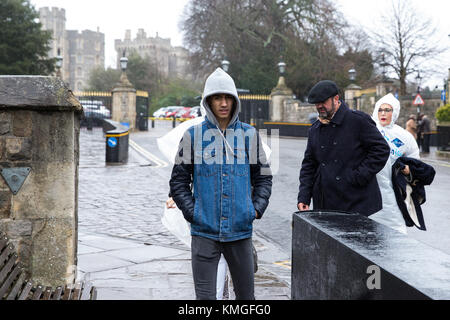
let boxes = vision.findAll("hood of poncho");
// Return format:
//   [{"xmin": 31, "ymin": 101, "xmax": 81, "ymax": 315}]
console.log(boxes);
[{"xmin": 372, "ymin": 93, "xmax": 400, "ymax": 129}]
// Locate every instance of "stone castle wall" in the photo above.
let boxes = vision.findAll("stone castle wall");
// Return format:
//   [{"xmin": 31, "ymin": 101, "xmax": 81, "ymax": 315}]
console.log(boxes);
[
  {"xmin": 38, "ymin": 7, "xmax": 105, "ymax": 91},
  {"xmin": 115, "ymin": 29, "xmax": 193, "ymax": 80}
]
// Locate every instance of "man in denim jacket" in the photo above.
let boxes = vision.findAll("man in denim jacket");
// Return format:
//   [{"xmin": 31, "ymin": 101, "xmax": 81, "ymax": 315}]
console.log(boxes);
[{"xmin": 169, "ymin": 68, "xmax": 272, "ymax": 300}]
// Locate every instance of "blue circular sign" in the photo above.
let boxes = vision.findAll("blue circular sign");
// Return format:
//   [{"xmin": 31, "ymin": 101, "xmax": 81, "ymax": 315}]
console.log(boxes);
[{"xmin": 107, "ymin": 137, "xmax": 118, "ymax": 148}]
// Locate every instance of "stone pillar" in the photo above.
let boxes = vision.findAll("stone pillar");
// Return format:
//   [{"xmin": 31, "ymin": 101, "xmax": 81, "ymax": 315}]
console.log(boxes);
[
  {"xmin": 345, "ymin": 83, "xmax": 362, "ymax": 110},
  {"xmin": 376, "ymin": 78, "xmax": 395, "ymax": 98},
  {"xmin": 447, "ymin": 68, "xmax": 450, "ymax": 104},
  {"xmin": 0, "ymin": 76, "xmax": 81, "ymax": 287},
  {"xmin": 270, "ymin": 76, "xmax": 293, "ymax": 122},
  {"xmin": 112, "ymin": 72, "xmax": 136, "ymax": 130}
]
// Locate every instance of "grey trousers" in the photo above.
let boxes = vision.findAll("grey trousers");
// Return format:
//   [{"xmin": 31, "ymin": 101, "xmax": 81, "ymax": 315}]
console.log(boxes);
[{"xmin": 191, "ymin": 236, "xmax": 255, "ymax": 300}]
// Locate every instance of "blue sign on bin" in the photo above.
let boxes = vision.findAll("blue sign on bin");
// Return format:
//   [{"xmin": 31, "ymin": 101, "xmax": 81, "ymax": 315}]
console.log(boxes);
[
  {"xmin": 441, "ymin": 90, "xmax": 446, "ymax": 101},
  {"xmin": 107, "ymin": 137, "xmax": 118, "ymax": 148}
]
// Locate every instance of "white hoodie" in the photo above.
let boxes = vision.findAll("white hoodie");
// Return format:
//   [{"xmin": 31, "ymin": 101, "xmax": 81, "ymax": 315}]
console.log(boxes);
[
  {"xmin": 157, "ymin": 68, "xmax": 271, "ymax": 163},
  {"xmin": 369, "ymin": 93, "xmax": 420, "ymax": 233},
  {"xmin": 201, "ymin": 67, "xmax": 241, "ymax": 129}
]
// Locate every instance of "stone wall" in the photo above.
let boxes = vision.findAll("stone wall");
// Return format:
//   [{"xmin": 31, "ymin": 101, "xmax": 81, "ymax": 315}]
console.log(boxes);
[
  {"xmin": 115, "ymin": 29, "xmax": 193, "ymax": 80},
  {"xmin": 283, "ymin": 98, "xmax": 318, "ymax": 123},
  {"xmin": 66, "ymin": 29, "xmax": 105, "ymax": 91},
  {"xmin": 0, "ymin": 76, "xmax": 81, "ymax": 287}
]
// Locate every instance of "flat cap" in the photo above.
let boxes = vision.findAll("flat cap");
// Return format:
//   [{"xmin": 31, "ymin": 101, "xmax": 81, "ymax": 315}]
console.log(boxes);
[{"xmin": 308, "ymin": 80, "xmax": 339, "ymax": 104}]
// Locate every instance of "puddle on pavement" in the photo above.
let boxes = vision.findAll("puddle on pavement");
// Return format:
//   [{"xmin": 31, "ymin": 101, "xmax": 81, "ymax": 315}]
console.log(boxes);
[{"xmin": 254, "ymin": 273, "xmax": 287, "ymax": 287}]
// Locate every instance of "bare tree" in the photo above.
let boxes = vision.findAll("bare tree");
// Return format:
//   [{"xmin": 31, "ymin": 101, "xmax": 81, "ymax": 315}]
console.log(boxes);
[
  {"xmin": 179, "ymin": 0, "xmax": 367, "ymax": 97},
  {"xmin": 371, "ymin": 0, "xmax": 446, "ymax": 95}
]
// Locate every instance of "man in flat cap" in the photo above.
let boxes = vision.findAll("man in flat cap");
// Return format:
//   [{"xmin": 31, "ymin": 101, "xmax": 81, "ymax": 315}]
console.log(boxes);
[{"xmin": 297, "ymin": 80, "xmax": 390, "ymax": 216}]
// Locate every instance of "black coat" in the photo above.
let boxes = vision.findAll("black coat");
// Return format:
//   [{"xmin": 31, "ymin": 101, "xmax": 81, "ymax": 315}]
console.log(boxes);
[
  {"xmin": 298, "ymin": 102, "xmax": 390, "ymax": 216},
  {"xmin": 392, "ymin": 157, "xmax": 436, "ymax": 230}
]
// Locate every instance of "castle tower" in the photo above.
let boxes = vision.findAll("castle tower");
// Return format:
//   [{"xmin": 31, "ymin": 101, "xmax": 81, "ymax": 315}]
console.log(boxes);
[{"xmin": 38, "ymin": 7, "xmax": 69, "ymax": 81}]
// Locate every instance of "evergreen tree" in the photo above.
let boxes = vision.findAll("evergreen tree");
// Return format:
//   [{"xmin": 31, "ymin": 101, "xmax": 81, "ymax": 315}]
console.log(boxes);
[{"xmin": 0, "ymin": 0, "xmax": 55, "ymax": 75}]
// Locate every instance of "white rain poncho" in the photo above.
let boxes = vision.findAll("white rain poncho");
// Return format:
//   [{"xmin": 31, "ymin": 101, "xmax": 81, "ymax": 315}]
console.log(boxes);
[
  {"xmin": 156, "ymin": 106, "xmax": 272, "ymax": 164},
  {"xmin": 369, "ymin": 93, "xmax": 420, "ymax": 234}
]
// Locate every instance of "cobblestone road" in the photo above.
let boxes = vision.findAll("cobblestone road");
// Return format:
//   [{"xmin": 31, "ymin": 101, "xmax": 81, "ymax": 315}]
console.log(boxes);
[
  {"xmin": 78, "ymin": 127, "xmax": 185, "ymax": 248},
  {"xmin": 77, "ymin": 125, "xmax": 291, "ymax": 299}
]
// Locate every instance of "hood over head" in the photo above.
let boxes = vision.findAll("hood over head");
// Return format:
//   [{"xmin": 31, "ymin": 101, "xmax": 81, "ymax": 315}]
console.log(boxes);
[
  {"xmin": 201, "ymin": 68, "xmax": 241, "ymax": 129},
  {"xmin": 372, "ymin": 93, "xmax": 400, "ymax": 128}
]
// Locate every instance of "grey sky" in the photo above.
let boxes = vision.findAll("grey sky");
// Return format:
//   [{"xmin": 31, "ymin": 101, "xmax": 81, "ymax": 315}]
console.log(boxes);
[{"xmin": 30, "ymin": 0, "xmax": 450, "ymax": 89}]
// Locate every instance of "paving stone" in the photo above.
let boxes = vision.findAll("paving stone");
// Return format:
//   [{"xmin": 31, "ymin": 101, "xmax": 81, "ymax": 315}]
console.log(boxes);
[
  {"xmin": 79, "ymin": 235, "xmax": 144, "ymax": 251},
  {"xmin": 78, "ymin": 243, "xmax": 105, "ymax": 255},
  {"xmin": 151, "ymin": 288, "xmax": 194, "ymax": 300},
  {"xmin": 96, "ymin": 287, "xmax": 153, "ymax": 300},
  {"xmin": 77, "ymin": 252, "xmax": 135, "ymax": 273},
  {"xmin": 77, "ymin": 128, "xmax": 290, "ymax": 300},
  {"xmin": 102, "ymin": 245, "xmax": 186, "ymax": 264},
  {"xmin": 124, "ymin": 259, "xmax": 192, "ymax": 275},
  {"xmin": 89, "ymin": 273, "xmax": 172, "ymax": 289}
]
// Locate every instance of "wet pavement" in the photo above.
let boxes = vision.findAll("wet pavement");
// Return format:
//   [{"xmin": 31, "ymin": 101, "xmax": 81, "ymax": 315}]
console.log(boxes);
[
  {"xmin": 76, "ymin": 126, "xmax": 290, "ymax": 300},
  {"xmin": 76, "ymin": 123, "xmax": 450, "ymax": 300}
]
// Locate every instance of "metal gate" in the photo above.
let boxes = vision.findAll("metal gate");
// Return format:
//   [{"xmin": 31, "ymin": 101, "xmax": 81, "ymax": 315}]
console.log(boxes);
[
  {"xmin": 74, "ymin": 91, "xmax": 149, "ymax": 131},
  {"xmin": 74, "ymin": 91, "xmax": 112, "ymax": 128},
  {"xmin": 239, "ymin": 95, "xmax": 270, "ymax": 128},
  {"xmin": 136, "ymin": 90, "xmax": 149, "ymax": 131}
]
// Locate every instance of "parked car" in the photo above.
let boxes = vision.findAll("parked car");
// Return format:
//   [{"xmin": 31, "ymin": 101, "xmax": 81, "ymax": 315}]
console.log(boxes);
[
  {"xmin": 189, "ymin": 106, "xmax": 202, "ymax": 118},
  {"xmin": 80, "ymin": 100, "xmax": 110, "ymax": 119},
  {"xmin": 153, "ymin": 107, "xmax": 168, "ymax": 118},
  {"xmin": 165, "ymin": 106, "xmax": 184, "ymax": 118},
  {"xmin": 175, "ymin": 107, "xmax": 192, "ymax": 119}
]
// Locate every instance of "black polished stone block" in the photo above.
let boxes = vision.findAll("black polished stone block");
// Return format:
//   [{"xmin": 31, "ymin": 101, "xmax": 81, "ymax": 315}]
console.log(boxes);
[{"xmin": 292, "ymin": 211, "xmax": 450, "ymax": 300}]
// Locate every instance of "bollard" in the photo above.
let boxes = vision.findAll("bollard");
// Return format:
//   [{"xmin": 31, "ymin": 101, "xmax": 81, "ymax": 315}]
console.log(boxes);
[
  {"xmin": 103, "ymin": 119, "xmax": 129, "ymax": 164},
  {"xmin": 137, "ymin": 112, "xmax": 148, "ymax": 131},
  {"xmin": 87, "ymin": 117, "xmax": 93, "ymax": 131},
  {"xmin": 172, "ymin": 117, "xmax": 176, "ymax": 128},
  {"xmin": 152, "ymin": 118, "xmax": 155, "ymax": 128}
]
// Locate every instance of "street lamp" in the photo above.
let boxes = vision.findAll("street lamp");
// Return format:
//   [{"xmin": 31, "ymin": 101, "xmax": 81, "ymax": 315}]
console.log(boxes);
[
  {"xmin": 415, "ymin": 71, "xmax": 423, "ymax": 120},
  {"xmin": 56, "ymin": 48, "xmax": 63, "ymax": 78},
  {"xmin": 118, "ymin": 50, "xmax": 132, "ymax": 87},
  {"xmin": 416, "ymin": 71, "xmax": 422, "ymax": 93},
  {"xmin": 348, "ymin": 68, "xmax": 356, "ymax": 82},
  {"xmin": 277, "ymin": 61, "xmax": 286, "ymax": 76},
  {"xmin": 272, "ymin": 59, "xmax": 291, "ymax": 95},
  {"xmin": 221, "ymin": 59, "xmax": 230, "ymax": 72},
  {"xmin": 120, "ymin": 51, "xmax": 128, "ymax": 72}
]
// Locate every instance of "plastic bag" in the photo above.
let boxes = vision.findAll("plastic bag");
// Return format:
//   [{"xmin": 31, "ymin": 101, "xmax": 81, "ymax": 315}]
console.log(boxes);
[{"xmin": 161, "ymin": 206, "xmax": 191, "ymax": 248}]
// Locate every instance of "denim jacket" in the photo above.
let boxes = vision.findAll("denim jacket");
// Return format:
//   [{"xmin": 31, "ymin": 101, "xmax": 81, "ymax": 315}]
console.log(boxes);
[{"xmin": 170, "ymin": 118, "xmax": 272, "ymax": 242}]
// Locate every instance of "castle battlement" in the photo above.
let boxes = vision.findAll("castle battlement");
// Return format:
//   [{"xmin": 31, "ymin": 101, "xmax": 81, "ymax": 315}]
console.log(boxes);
[{"xmin": 114, "ymin": 28, "xmax": 191, "ymax": 79}]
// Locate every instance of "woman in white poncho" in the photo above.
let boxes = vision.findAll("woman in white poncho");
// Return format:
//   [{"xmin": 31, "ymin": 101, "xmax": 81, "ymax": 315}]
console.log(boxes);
[{"xmin": 369, "ymin": 93, "xmax": 420, "ymax": 234}]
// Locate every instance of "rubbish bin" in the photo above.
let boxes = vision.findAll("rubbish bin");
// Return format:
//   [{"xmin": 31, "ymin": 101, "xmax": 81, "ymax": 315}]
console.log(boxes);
[{"xmin": 103, "ymin": 119, "xmax": 129, "ymax": 164}]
